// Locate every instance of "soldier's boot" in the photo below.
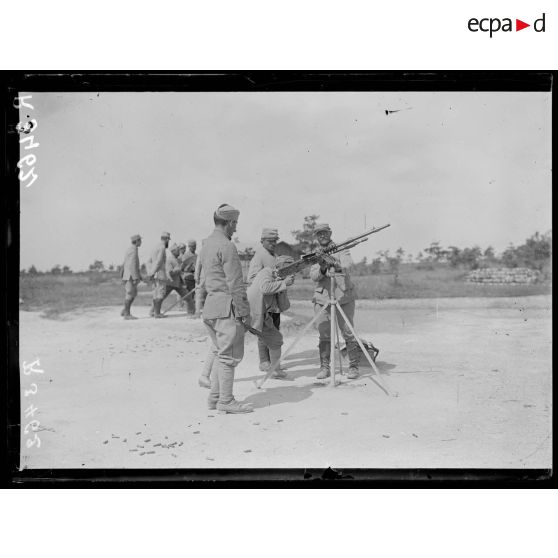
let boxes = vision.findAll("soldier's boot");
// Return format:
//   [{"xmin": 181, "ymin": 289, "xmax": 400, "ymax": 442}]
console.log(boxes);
[
  {"xmin": 346, "ymin": 341, "xmax": 361, "ymax": 379},
  {"xmin": 316, "ymin": 340, "xmax": 331, "ymax": 379},
  {"xmin": 120, "ymin": 303, "xmax": 127, "ymax": 317},
  {"xmin": 258, "ymin": 341, "xmax": 271, "ymax": 372},
  {"xmin": 216, "ymin": 363, "xmax": 254, "ymax": 414},
  {"xmin": 269, "ymin": 348, "xmax": 289, "ymax": 379},
  {"xmin": 153, "ymin": 299, "xmax": 166, "ymax": 318},
  {"xmin": 124, "ymin": 299, "xmax": 138, "ymax": 320}
]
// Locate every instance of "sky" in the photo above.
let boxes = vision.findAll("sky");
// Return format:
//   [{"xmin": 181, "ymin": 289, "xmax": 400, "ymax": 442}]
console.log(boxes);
[{"xmin": 20, "ymin": 90, "xmax": 551, "ymax": 271}]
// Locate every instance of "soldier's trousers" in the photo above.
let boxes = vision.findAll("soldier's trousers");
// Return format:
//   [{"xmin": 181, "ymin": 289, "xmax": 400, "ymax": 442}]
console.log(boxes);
[
  {"xmin": 152, "ymin": 279, "xmax": 167, "ymax": 301},
  {"xmin": 162, "ymin": 284, "xmax": 187, "ymax": 301},
  {"xmin": 314, "ymin": 300, "xmax": 356, "ymax": 344},
  {"xmin": 203, "ymin": 316, "xmax": 245, "ymax": 404},
  {"xmin": 183, "ymin": 278, "xmax": 196, "ymax": 314},
  {"xmin": 124, "ymin": 280, "xmax": 138, "ymax": 301},
  {"xmin": 259, "ymin": 313, "xmax": 283, "ymax": 351}
]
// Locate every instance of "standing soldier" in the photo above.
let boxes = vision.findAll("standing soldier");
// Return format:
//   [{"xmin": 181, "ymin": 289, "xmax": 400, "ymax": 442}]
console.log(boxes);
[
  {"xmin": 180, "ymin": 239, "xmax": 198, "ymax": 316},
  {"xmin": 162, "ymin": 243, "xmax": 188, "ymax": 306},
  {"xmin": 147, "ymin": 231, "xmax": 171, "ymax": 318},
  {"xmin": 200, "ymin": 203, "xmax": 253, "ymax": 414},
  {"xmin": 247, "ymin": 228, "xmax": 281, "ymax": 371},
  {"xmin": 120, "ymin": 234, "xmax": 142, "ymax": 320},
  {"xmin": 247, "ymin": 255, "xmax": 295, "ymax": 379},
  {"xmin": 310, "ymin": 223, "xmax": 361, "ymax": 380}
]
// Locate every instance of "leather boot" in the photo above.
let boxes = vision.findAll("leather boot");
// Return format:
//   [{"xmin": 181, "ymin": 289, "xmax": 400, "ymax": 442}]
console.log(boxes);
[
  {"xmin": 124, "ymin": 299, "xmax": 137, "ymax": 320},
  {"xmin": 153, "ymin": 299, "xmax": 166, "ymax": 318},
  {"xmin": 258, "ymin": 340, "xmax": 271, "ymax": 371},
  {"xmin": 269, "ymin": 348, "xmax": 288, "ymax": 379},
  {"xmin": 316, "ymin": 340, "xmax": 331, "ymax": 379},
  {"xmin": 347, "ymin": 341, "xmax": 361, "ymax": 379}
]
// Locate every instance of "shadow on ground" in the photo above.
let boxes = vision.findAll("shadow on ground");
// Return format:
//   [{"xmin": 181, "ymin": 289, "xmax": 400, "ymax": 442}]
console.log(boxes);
[{"xmin": 242, "ymin": 384, "xmax": 314, "ymax": 409}]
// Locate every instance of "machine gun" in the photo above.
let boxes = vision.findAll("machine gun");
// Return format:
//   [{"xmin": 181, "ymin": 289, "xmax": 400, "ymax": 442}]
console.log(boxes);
[{"xmin": 276, "ymin": 224, "xmax": 390, "ymax": 279}]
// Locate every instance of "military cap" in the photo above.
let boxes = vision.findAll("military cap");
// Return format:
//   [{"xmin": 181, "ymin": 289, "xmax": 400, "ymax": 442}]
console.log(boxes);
[
  {"xmin": 161, "ymin": 231, "xmax": 171, "ymax": 239},
  {"xmin": 130, "ymin": 234, "xmax": 141, "ymax": 242},
  {"xmin": 276, "ymin": 255, "xmax": 295, "ymax": 268},
  {"xmin": 314, "ymin": 223, "xmax": 331, "ymax": 234},
  {"xmin": 187, "ymin": 239, "xmax": 197, "ymax": 245},
  {"xmin": 261, "ymin": 228, "xmax": 279, "ymax": 240},
  {"xmin": 215, "ymin": 204, "xmax": 240, "ymax": 221},
  {"xmin": 178, "ymin": 243, "xmax": 186, "ymax": 250}
]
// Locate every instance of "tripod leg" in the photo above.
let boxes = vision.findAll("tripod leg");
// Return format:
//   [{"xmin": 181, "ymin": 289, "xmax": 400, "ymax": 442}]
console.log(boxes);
[
  {"xmin": 335, "ymin": 313, "xmax": 344, "ymax": 377},
  {"xmin": 335, "ymin": 302, "xmax": 393, "ymax": 396},
  {"xmin": 255, "ymin": 303, "xmax": 330, "ymax": 389},
  {"xmin": 330, "ymin": 299, "xmax": 336, "ymax": 387}
]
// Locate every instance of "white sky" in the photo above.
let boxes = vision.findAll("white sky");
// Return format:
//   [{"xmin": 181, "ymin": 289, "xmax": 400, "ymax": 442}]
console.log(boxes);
[{"xmin": 20, "ymin": 91, "xmax": 551, "ymax": 271}]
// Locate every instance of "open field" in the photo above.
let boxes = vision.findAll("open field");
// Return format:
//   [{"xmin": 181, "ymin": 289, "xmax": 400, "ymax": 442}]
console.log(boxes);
[
  {"xmin": 20, "ymin": 267, "xmax": 552, "ymax": 319},
  {"xmin": 19, "ymin": 294, "xmax": 552, "ymax": 470}
]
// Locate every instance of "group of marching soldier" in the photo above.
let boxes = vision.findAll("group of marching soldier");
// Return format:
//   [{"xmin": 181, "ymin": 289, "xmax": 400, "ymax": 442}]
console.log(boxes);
[
  {"xmin": 120, "ymin": 203, "xmax": 361, "ymax": 415},
  {"xmin": 120, "ymin": 234, "xmax": 198, "ymax": 319}
]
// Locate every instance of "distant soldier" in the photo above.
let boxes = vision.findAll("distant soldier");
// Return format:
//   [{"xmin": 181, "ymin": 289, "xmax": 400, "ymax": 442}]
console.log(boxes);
[
  {"xmin": 120, "ymin": 234, "xmax": 142, "ymax": 320},
  {"xmin": 310, "ymin": 223, "xmax": 361, "ymax": 379},
  {"xmin": 161, "ymin": 243, "xmax": 189, "ymax": 306},
  {"xmin": 247, "ymin": 228, "xmax": 281, "ymax": 371},
  {"xmin": 200, "ymin": 203, "xmax": 253, "ymax": 414},
  {"xmin": 147, "ymin": 231, "xmax": 171, "ymax": 318},
  {"xmin": 247, "ymin": 255, "xmax": 295, "ymax": 379},
  {"xmin": 180, "ymin": 239, "xmax": 198, "ymax": 315}
]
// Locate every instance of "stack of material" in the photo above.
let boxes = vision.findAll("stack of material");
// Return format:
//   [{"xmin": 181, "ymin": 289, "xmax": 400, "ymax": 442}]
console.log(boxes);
[{"xmin": 467, "ymin": 267, "xmax": 540, "ymax": 284}]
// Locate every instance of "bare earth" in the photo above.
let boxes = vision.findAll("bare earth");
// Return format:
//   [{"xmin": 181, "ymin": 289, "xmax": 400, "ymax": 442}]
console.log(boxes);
[{"xmin": 19, "ymin": 295, "xmax": 552, "ymax": 470}]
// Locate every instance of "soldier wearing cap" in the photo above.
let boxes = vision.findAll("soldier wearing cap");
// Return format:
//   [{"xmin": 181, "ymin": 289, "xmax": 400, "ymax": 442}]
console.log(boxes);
[
  {"xmin": 120, "ymin": 234, "xmax": 143, "ymax": 319},
  {"xmin": 158, "ymin": 242, "xmax": 188, "ymax": 309},
  {"xmin": 310, "ymin": 223, "xmax": 361, "ymax": 379},
  {"xmin": 247, "ymin": 255, "xmax": 295, "ymax": 379},
  {"xmin": 199, "ymin": 204, "xmax": 253, "ymax": 414},
  {"xmin": 179, "ymin": 239, "xmax": 198, "ymax": 315},
  {"xmin": 247, "ymin": 227, "xmax": 282, "ymax": 371},
  {"xmin": 146, "ymin": 231, "xmax": 171, "ymax": 318}
]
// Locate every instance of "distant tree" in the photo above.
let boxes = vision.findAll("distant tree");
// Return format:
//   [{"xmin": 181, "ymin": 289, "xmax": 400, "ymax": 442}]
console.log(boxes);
[
  {"xmin": 20, "ymin": 268, "xmax": 26, "ymax": 275},
  {"xmin": 62, "ymin": 265, "xmax": 72, "ymax": 275},
  {"xmin": 370, "ymin": 258, "xmax": 382, "ymax": 274},
  {"xmin": 291, "ymin": 214, "xmax": 320, "ymax": 253},
  {"xmin": 108, "ymin": 264, "xmax": 114, "ymax": 272},
  {"xmin": 28, "ymin": 265, "xmax": 38, "ymax": 275},
  {"xmin": 447, "ymin": 246, "xmax": 462, "ymax": 268},
  {"xmin": 500, "ymin": 231, "xmax": 551, "ymax": 271},
  {"xmin": 50, "ymin": 265, "xmax": 62, "ymax": 275},
  {"xmin": 89, "ymin": 260, "xmax": 105, "ymax": 272},
  {"xmin": 459, "ymin": 246, "xmax": 482, "ymax": 269},
  {"xmin": 406, "ymin": 253, "xmax": 413, "ymax": 264}
]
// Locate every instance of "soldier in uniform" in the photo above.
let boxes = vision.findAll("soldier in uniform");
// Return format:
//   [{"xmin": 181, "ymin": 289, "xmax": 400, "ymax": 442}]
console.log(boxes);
[
  {"xmin": 120, "ymin": 234, "xmax": 143, "ymax": 320},
  {"xmin": 147, "ymin": 231, "xmax": 171, "ymax": 318},
  {"xmin": 180, "ymin": 239, "xmax": 198, "ymax": 316},
  {"xmin": 247, "ymin": 228, "xmax": 281, "ymax": 371},
  {"xmin": 200, "ymin": 203, "xmax": 253, "ymax": 414},
  {"xmin": 247, "ymin": 255, "xmax": 295, "ymax": 379},
  {"xmin": 310, "ymin": 223, "xmax": 361, "ymax": 380},
  {"xmin": 161, "ymin": 243, "xmax": 188, "ymax": 307}
]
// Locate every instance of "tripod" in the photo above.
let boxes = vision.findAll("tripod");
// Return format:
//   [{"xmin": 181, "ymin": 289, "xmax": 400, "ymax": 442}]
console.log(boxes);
[{"xmin": 255, "ymin": 269, "xmax": 394, "ymax": 396}]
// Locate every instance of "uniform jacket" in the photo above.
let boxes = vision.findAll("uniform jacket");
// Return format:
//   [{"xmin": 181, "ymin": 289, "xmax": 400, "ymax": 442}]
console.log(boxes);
[
  {"xmin": 165, "ymin": 251, "xmax": 183, "ymax": 287},
  {"xmin": 147, "ymin": 241, "xmax": 168, "ymax": 281},
  {"xmin": 309, "ymin": 241, "xmax": 355, "ymax": 305},
  {"xmin": 199, "ymin": 229, "xmax": 250, "ymax": 319},
  {"xmin": 247, "ymin": 267, "xmax": 290, "ymax": 332},
  {"xmin": 247, "ymin": 244, "xmax": 277, "ymax": 284},
  {"xmin": 121, "ymin": 245, "xmax": 141, "ymax": 282}
]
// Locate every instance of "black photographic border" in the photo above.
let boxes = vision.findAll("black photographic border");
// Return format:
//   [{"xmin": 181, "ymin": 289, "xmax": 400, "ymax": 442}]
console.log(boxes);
[{"xmin": 2, "ymin": 70, "xmax": 555, "ymax": 487}]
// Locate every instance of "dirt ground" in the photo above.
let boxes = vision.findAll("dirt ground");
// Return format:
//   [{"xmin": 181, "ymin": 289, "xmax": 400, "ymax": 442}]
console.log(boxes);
[{"xmin": 19, "ymin": 295, "xmax": 552, "ymax": 470}]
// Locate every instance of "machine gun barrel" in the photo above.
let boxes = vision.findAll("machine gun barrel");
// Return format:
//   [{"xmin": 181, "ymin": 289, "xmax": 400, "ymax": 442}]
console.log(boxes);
[{"xmin": 276, "ymin": 223, "xmax": 390, "ymax": 279}]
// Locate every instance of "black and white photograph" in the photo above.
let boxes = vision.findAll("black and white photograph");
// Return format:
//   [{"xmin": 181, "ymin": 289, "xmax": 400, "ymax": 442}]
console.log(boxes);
[{"xmin": 12, "ymin": 73, "xmax": 552, "ymax": 476}]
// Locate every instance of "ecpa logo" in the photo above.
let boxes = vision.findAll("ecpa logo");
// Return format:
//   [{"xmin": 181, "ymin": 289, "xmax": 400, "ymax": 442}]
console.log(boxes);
[{"xmin": 468, "ymin": 12, "xmax": 546, "ymax": 37}]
